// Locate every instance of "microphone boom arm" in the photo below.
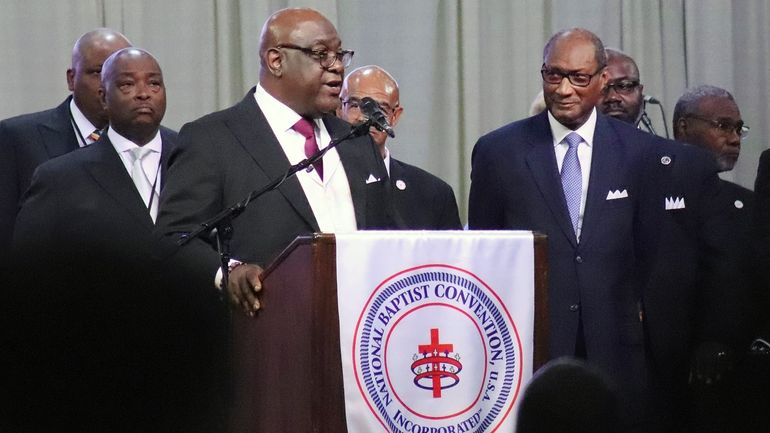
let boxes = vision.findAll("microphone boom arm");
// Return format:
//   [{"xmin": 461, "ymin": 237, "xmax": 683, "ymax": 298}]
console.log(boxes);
[{"xmin": 177, "ymin": 119, "xmax": 373, "ymax": 290}]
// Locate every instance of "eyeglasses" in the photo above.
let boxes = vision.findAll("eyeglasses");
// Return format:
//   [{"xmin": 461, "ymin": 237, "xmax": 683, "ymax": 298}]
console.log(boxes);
[
  {"xmin": 686, "ymin": 114, "xmax": 750, "ymax": 139},
  {"xmin": 276, "ymin": 44, "xmax": 354, "ymax": 68},
  {"xmin": 341, "ymin": 97, "xmax": 398, "ymax": 117},
  {"xmin": 602, "ymin": 79, "xmax": 641, "ymax": 95},
  {"xmin": 541, "ymin": 64, "xmax": 604, "ymax": 87}
]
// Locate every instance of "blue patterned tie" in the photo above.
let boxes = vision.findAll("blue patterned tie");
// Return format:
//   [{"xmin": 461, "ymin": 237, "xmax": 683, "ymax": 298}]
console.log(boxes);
[{"xmin": 561, "ymin": 132, "xmax": 583, "ymax": 234}]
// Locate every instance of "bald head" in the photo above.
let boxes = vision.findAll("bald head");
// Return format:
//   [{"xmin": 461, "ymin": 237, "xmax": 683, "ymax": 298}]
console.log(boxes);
[
  {"xmin": 71, "ymin": 29, "xmax": 132, "ymax": 66},
  {"xmin": 257, "ymin": 8, "xmax": 347, "ymax": 117},
  {"xmin": 342, "ymin": 66, "xmax": 400, "ymax": 103},
  {"xmin": 543, "ymin": 28, "xmax": 606, "ymax": 69},
  {"xmin": 67, "ymin": 28, "xmax": 132, "ymax": 128},
  {"xmin": 604, "ymin": 48, "xmax": 639, "ymax": 77},
  {"xmin": 98, "ymin": 48, "xmax": 166, "ymax": 146},
  {"xmin": 338, "ymin": 65, "xmax": 403, "ymax": 156},
  {"xmin": 259, "ymin": 9, "xmax": 333, "ymax": 68}
]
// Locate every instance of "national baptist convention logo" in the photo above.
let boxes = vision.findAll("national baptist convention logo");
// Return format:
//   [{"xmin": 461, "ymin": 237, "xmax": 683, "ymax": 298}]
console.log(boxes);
[{"xmin": 353, "ymin": 264, "xmax": 523, "ymax": 433}]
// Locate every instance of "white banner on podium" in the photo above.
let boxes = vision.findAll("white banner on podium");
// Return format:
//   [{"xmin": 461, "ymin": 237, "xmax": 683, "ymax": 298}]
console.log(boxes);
[{"xmin": 336, "ymin": 231, "xmax": 535, "ymax": 433}]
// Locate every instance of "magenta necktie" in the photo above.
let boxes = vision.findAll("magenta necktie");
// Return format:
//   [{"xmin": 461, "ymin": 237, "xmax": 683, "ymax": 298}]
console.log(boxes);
[{"xmin": 292, "ymin": 117, "xmax": 323, "ymax": 180}]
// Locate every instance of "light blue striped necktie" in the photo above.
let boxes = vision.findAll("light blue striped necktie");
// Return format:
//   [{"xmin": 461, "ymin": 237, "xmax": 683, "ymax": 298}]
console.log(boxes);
[{"xmin": 561, "ymin": 132, "xmax": 583, "ymax": 234}]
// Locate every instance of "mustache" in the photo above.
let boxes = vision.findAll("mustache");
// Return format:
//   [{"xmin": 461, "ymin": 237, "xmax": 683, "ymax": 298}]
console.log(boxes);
[{"xmin": 602, "ymin": 101, "xmax": 626, "ymax": 110}]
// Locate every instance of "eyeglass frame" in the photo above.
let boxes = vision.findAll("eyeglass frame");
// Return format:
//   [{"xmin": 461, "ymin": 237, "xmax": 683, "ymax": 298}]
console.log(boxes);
[
  {"xmin": 275, "ymin": 43, "xmax": 354, "ymax": 68},
  {"xmin": 540, "ymin": 63, "xmax": 605, "ymax": 88},
  {"xmin": 684, "ymin": 114, "xmax": 750, "ymax": 139},
  {"xmin": 341, "ymin": 97, "xmax": 399, "ymax": 117},
  {"xmin": 602, "ymin": 79, "xmax": 641, "ymax": 95}
]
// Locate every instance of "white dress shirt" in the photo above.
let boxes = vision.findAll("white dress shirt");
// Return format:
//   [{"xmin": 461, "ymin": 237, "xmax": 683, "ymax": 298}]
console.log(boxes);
[
  {"xmin": 383, "ymin": 147, "xmax": 391, "ymax": 176},
  {"xmin": 109, "ymin": 127, "xmax": 162, "ymax": 220},
  {"xmin": 69, "ymin": 98, "xmax": 100, "ymax": 147},
  {"xmin": 548, "ymin": 108, "xmax": 597, "ymax": 239},
  {"xmin": 254, "ymin": 83, "xmax": 357, "ymax": 233},
  {"xmin": 215, "ymin": 85, "xmax": 360, "ymax": 289}
]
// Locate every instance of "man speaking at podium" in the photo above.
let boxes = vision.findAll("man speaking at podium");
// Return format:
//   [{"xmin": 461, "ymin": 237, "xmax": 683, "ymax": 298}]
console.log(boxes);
[{"xmin": 158, "ymin": 8, "xmax": 393, "ymax": 315}]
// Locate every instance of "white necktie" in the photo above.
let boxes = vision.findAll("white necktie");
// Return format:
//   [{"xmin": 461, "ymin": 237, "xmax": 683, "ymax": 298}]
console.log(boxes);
[{"xmin": 128, "ymin": 147, "xmax": 158, "ymax": 222}]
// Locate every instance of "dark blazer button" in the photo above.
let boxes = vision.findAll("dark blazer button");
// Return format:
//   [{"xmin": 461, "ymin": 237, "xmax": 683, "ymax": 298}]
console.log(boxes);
[
  {"xmin": 575, "ymin": 255, "xmax": 583, "ymax": 263},
  {"xmin": 569, "ymin": 304, "xmax": 580, "ymax": 312}
]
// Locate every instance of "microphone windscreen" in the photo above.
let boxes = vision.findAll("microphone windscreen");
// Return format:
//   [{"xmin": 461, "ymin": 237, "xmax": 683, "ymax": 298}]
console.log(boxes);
[{"xmin": 643, "ymin": 95, "xmax": 661, "ymax": 104}]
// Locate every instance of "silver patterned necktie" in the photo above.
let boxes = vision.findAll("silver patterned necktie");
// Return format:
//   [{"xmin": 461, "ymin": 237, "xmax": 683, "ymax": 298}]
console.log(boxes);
[
  {"xmin": 128, "ymin": 147, "xmax": 157, "ymax": 222},
  {"xmin": 561, "ymin": 132, "xmax": 583, "ymax": 234}
]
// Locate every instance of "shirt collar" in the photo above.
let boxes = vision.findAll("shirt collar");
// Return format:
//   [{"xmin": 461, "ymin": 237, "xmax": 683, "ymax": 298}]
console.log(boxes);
[
  {"xmin": 69, "ymin": 98, "xmax": 99, "ymax": 140},
  {"xmin": 548, "ymin": 107, "xmax": 597, "ymax": 147},
  {"xmin": 255, "ymin": 83, "xmax": 320, "ymax": 134},
  {"xmin": 107, "ymin": 126, "xmax": 162, "ymax": 153}
]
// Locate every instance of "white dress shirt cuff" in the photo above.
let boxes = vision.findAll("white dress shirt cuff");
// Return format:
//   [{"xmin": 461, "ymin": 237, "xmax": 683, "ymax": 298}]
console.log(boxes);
[{"xmin": 214, "ymin": 258, "xmax": 243, "ymax": 290}]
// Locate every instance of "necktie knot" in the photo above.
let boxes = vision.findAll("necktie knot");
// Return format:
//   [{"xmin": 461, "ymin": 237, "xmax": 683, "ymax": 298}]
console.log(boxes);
[
  {"xmin": 129, "ymin": 146, "xmax": 153, "ymax": 163},
  {"xmin": 88, "ymin": 129, "xmax": 102, "ymax": 143},
  {"xmin": 292, "ymin": 117, "xmax": 323, "ymax": 180},
  {"xmin": 564, "ymin": 132, "xmax": 582, "ymax": 149},
  {"xmin": 292, "ymin": 118, "xmax": 316, "ymax": 139}
]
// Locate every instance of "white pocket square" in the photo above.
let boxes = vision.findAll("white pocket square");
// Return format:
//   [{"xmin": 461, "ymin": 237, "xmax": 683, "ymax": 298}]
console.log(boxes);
[
  {"xmin": 665, "ymin": 196, "xmax": 686, "ymax": 210},
  {"xmin": 365, "ymin": 174, "xmax": 380, "ymax": 184},
  {"xmin": 606, "ymin": 189, "xmax": 628, "ymax": 200}
]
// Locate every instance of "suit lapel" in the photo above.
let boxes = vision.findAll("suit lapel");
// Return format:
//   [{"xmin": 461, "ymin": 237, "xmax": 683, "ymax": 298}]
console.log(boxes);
[
  {"xmin": 223, "ymin": 90, "xmax": 319, "ymax": 231},
  {"xmin": 84, "ymin": 137, "xmax": 155, "ymax": 229},
  {"xmin": 578, "ymin": 115, "xmax": 625, "ymax": 248},
  {"xmin": 525, "ymin": 113, "xmax": 578, "ymax": 246},
  {"xmin": 39, "ymin": 97, "xmax": 79, "ymax": 158}
]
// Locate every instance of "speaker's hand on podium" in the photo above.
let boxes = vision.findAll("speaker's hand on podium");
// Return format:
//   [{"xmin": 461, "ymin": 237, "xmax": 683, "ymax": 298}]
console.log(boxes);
[{"xmin": 227, "ymin": 263, "xmax": 264, "ymax": 316}]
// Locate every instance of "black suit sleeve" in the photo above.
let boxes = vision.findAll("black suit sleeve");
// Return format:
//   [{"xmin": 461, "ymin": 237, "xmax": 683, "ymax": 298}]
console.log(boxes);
[
  {"xmin": 437, "ymin": 185, "xmax": 462, "ymax": 229},
  {"xmin": 755, "ymin": 150, "xmax": 770, "ymax": 267},
  {"xmin": 468, "ymin": 137, "xmax": 505, "ymax": 229},
  {"xmin": 12, "ymin": 162, "xmax": 61, "ymax": 255},
  {"xmin": 754, "ymin": 150, "xmax": 770, "ymax": 328},
  {"xmin": 156, "ymin": 121, "xmax": 224, "ymax": 274},
  {"xmin": 0, "ymin": 121, "xmax": 21, "ymax": 251},
  {"xmin": 687, "ymin": 152, "xmax": 747, "ymax": 347}
]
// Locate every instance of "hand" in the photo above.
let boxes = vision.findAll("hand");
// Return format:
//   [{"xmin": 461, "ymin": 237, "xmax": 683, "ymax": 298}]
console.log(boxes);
[
  {"xmin": 226, "ymin": 263, "xmax": 263, "ymax": 316},
  {"xmin": 689, "ymin": 341, "xmax": 734, "ymax": 386}
]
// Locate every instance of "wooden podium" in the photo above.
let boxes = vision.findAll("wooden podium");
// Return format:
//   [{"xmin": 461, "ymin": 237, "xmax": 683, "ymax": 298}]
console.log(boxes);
[{"xmin": 229, "ymin": 233, "xmax": 548, "ymax": 433}]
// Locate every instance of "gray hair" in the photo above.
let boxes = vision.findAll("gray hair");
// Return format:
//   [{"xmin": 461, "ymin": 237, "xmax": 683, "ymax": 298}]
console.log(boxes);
[{"xmin": 673, "ymin": 85, "xmax": 735, "ymax": 126}]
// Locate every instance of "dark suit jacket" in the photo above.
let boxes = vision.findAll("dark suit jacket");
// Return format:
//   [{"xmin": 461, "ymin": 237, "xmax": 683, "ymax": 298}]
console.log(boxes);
[
  {"xmin": 754, "ymin": 149, "xmax": 770, "ymax": 333},
  {"xmin": 468, "ymin": 111, "xmax": 737, "ymax": 427},
  {"xmin": 0, "ymin": 97, "xmax": 80, "ymax": 250},
  {"xmin": 469, "ymin": 112, "xmax": 651, "ymax": 382},
  {"xmin": 717, "ymin": 180, "xmax": 756, "ymax": 340},
  {"xmin": 7, "ymin": 128, "xmax": 228, "ymax": 432},
  {"xmin": 390, "ymin": 157, "xmax": 461, "ymax": 229},
  {"xmin": 157, "ymin": 88, "xmax": 394, "ymax": 273},
  {"xmin": 12, "ymin": 127, "xmax": 175, "ymax": 259},
  {"xmin": 634, "ymin": 143, "xmax": 748, "ymax": 380}
]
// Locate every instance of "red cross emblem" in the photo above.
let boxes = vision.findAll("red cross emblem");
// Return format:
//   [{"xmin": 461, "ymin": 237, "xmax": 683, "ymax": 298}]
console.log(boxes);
[{"xmin": 411, "ymin": 328, "xmax": 462, "ymax": 398}]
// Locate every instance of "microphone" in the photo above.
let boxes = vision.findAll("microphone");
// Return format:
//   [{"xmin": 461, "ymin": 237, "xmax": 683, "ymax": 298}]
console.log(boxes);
[
  {"xmin": 639, "ymin": 111, "xmax": 658, "ymax": 136},
  {"xmin": 360, "ymin": 97, "xmax": 395, "ymax": 138},
  {"xmin": 644, "ymin": 95, "xmax": 661, "ymax": 105},
  {"xmin": 642, "ymin": 95, "xmax": 670, "ymax": 138}
]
